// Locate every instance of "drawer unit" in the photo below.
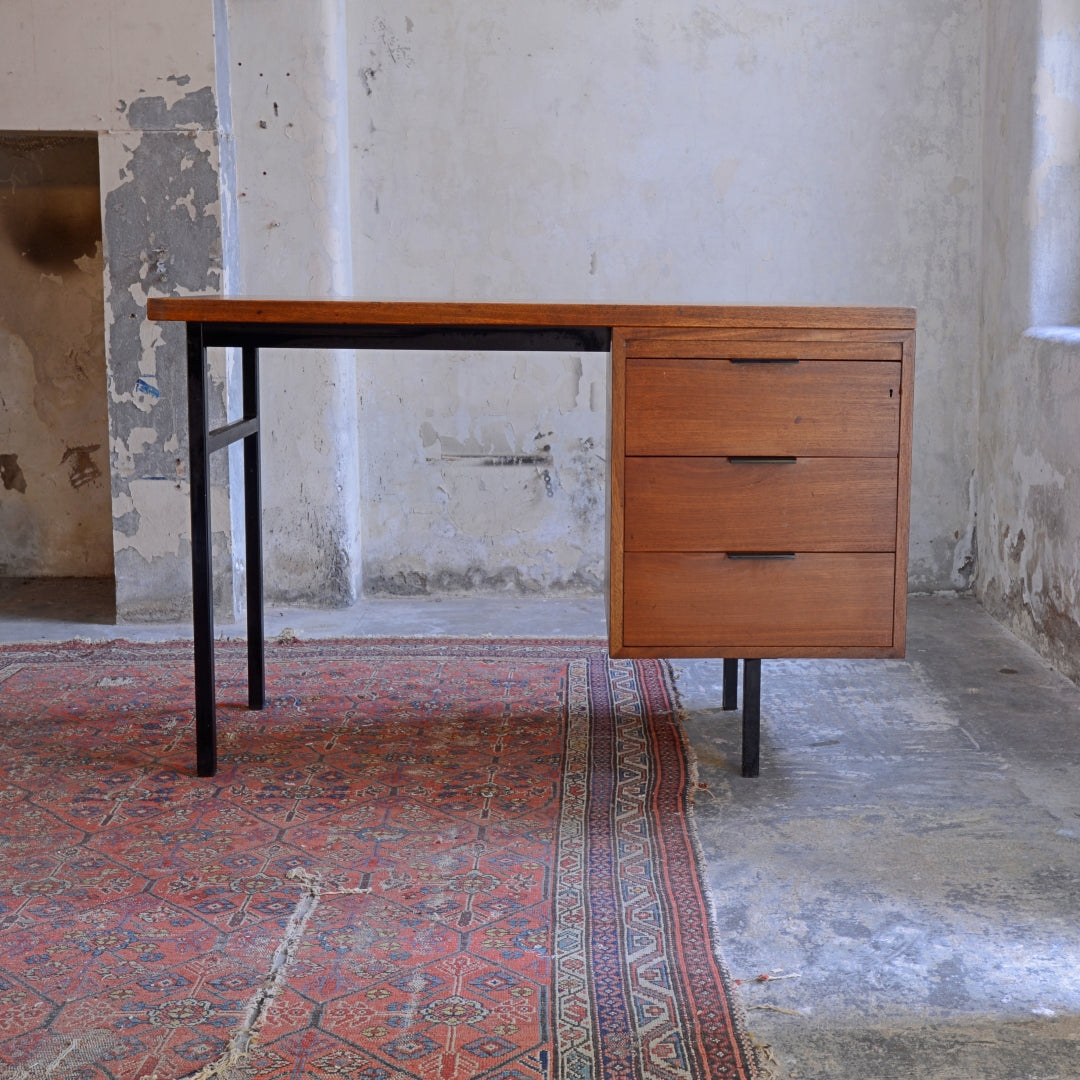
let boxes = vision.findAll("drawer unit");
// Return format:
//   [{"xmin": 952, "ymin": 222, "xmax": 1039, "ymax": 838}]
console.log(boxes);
[{"xmin": 610, "ymin": 319, "xmax": 914, "ymax": 661}]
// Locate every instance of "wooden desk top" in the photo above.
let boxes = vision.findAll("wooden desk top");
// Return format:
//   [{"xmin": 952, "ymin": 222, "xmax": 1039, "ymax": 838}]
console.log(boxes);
[{"xmin": 147, "ymin": 297, "xmax": 916, "ymax": 331}]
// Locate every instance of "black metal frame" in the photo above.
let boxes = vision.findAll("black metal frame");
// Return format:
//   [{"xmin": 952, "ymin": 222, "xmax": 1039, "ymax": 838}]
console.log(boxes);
[{"xmin": 184, "ymin": 319, "xmax": 762, "ymax": 778}]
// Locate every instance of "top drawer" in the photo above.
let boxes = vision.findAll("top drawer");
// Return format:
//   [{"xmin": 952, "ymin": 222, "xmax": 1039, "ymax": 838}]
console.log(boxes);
[{"xmin": 624, "ymin": 356, "xmax": 901, "ymax": 457}]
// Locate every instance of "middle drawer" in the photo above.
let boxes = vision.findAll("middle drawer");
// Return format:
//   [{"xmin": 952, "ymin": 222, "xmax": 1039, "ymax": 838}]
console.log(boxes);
[{"xmin": 623, "ymin": 456, "xmax": 898, "ymax": 552}]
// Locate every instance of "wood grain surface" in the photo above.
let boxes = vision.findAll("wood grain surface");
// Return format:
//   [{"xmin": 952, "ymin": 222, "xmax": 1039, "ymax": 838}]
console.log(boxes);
[
  {"xmin": 621, "ymin": 552, "xmax": 896, "ymax": 649},
  {"xmin": 623, "ymin": 457, "xmax": 898, "ymax": 552},
  {"xmin": 147, "ymin": 296, "xmax": 916, "ymax": 330},
  {"xmin": 624, "ymin": 359, "xmax": 901, "ymax": 456}
]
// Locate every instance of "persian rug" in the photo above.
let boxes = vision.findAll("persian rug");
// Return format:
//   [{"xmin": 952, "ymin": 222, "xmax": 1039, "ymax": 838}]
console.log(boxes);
[{"xmin": 0, "ymin": 639, "xmax": 757, "ymax": 1080}]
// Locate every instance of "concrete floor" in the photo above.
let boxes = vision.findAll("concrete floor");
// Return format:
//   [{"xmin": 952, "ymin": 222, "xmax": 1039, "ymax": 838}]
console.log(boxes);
[{"xmin": 1, "ymin": 582, "xmax": 1078, "ymax": 1079}]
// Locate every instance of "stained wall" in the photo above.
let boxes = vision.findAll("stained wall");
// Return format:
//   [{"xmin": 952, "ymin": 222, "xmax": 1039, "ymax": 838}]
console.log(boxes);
[
  {"xmin": 977, "ymin": 2, "xmax": 1080, "ymax": 682},
  {"xmin": 0, "ymin": 135, "xmax": 111, "ymax": 577}
]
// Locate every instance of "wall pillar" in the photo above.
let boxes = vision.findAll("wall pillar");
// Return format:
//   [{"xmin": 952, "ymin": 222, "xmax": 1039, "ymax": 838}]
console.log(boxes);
[{"xmin": 225, "ymin": 0, "xmax": 362, "ymax": 606}]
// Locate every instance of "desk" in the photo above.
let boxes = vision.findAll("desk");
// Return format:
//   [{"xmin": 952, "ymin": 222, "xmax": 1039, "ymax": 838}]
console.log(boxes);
[{"xmin": 147, "ymin": 299, "xmax": 915, "ymax": 779}]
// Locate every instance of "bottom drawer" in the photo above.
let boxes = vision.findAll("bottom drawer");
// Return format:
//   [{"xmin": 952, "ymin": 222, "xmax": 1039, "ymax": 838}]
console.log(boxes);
[{"xmin": 622, "ymin": 552, "xmax": 896, "ymax": 649}]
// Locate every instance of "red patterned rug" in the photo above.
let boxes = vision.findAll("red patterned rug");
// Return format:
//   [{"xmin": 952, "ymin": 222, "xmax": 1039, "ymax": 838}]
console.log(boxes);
[{"xmin": 0, "ymin": 639, "xmax": 757, "ymax": 1080}]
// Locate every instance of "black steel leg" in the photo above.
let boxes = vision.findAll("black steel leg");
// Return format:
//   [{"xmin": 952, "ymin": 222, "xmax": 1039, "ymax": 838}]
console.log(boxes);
[
  {"xmin": 741, "ymin": 659, "xmax": 761, "ymax": 778},
  {"xmin": 722, "ymin": 658, "xmax": 739, "ymax": 710},
  {"xmin": 242, "ymin": 346, "xmax": 265, "ymax": 710},
  {"xmin": 187, "ymin": 323, "xmax": 217, "ymax": 777}
]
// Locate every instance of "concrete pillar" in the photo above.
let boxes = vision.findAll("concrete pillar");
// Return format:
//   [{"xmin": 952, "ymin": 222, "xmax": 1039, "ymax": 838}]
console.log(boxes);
[{"xmin": 225, "ymin": 0, "xmax": 362, "ymax": 605}]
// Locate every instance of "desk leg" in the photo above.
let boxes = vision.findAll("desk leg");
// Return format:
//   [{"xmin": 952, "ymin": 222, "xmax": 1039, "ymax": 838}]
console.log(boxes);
[
  {"xmin": 187, "ymin": 323, "xmax": 217, "ymax": 777},
  {"xmin": 741, "ymin": 659, "xmax": 761, "ymax": 778},
  {"xmin": 722, "ymin": 658, "xmax": 739, "ymax": 710},
  {"xmin": 242, "ymin": 345, "xmax": 265, "ymax": 710}
]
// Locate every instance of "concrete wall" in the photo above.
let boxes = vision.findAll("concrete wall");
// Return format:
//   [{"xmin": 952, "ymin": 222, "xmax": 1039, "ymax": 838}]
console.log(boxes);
[
  {"xmin": 16, "ymin": 0, "xmax": 1080, "ymax": 676},
  {"xmin": 349, "ymin": 0, "xmax": 986, "ymax": 595},
  {"xmin": 977, "ymin": 2, "xmax": 1080, "ymax": 682}
]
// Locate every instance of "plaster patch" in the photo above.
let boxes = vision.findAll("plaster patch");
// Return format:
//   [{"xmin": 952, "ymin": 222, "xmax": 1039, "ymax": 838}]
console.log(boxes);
[
  {"xmin": 111, "ymin": 435, "xmax": 136, "ymax": 479},
  {"xmin": 172, "ymin": 187, "xmax": 199, "ymax": 222},
  {"xmin": 127, "ymin": 427, "xmax": 159, "ymax": 456},
  {"xmin": 113, "ymin": 479, "xmax": 190, "ymax": 559},
  {"xmin": 113, "ymin": 489, "xmax": 134, "ymax": 518},
  {"xmin": 139, "ymin": 318, "xmax": 164, "ymax": 376}
]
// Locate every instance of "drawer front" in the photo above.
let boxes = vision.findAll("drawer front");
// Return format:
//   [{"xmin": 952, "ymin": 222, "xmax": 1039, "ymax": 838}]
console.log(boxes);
[
  {"xmin": 625, "ymin": 359, "xmax": 900, "ymax": 456},
  {"xmin": 622, "ymin": 552, "xmax": 896, "ymax": 649},
  {"xmin": 623, "ymin": 457, "xmax": 898, "ymax": 552}
]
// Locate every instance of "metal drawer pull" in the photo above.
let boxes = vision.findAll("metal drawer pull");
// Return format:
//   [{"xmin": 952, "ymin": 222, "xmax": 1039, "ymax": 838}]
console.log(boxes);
[
  {"xmin": 727, "ymin": 552, "xmax": 797, "ymax": 560},
  {"xmin": 729, "ymin": 358, "xmax": 801, "ymax": 364},
  {"xmin": 726, "ymin": 456, "xmax": 797, "ymax": 464}
]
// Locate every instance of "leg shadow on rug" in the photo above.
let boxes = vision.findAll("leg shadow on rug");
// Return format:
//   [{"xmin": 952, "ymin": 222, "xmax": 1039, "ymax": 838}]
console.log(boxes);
[{"xmin": 0, "ymin": 639, "xmax": 758, "ymax": 1079}]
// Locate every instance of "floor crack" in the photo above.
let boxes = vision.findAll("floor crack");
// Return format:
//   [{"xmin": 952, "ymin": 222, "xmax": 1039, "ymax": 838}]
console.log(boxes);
[{"xmin": 176, "ymin": 868, "xmax": 368, "ymax": 1080}]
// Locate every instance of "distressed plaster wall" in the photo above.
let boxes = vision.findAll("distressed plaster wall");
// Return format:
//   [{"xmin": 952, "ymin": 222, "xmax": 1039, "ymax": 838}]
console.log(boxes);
[
  {"xmin": 100, "ymin": 116, "xmax": 231, "ymax": 620},
  {"xmin": 348, "ymin": 0, "xmax": 985, "ymax": 595},
  {"xmin": 977, "ymin": 2, "xmax": 1080, "ymax": 683},
  {"xmin": 0, "ymin": 135, "xmax": 112, "ymax": 577},
  {"xmin": 0, "ymin": 0, "xmax": 236, "ymax": 619}
]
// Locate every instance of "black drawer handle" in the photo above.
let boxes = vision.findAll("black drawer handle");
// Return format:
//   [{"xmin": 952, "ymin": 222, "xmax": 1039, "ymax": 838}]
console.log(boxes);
[
  {"xmin": 727, "ymin": 552, "xmax": 797, "ymax": 560},
  {"xmin": 729, "ymin": 358, "xmax": 801, "ymax": 364},
  {"xmin": 726, "ymin": 456, "xmax": 798, "ymax": 464}
]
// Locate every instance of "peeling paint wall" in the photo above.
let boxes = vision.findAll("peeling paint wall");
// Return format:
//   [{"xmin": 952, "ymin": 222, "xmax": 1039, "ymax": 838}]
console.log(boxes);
[
  {"xmin": 977, "ymin": 4, "xmax": 1080, "ymax": 683},
  {"xmin": 101, "ymin": 117, "xmax": 230, "ymax": 619},
  {"xmin": 0, "ymin": 135, "xmax": 112, "ymax": 577},
  {"xmin": 348, "ymin": 0, "xmax": 986, "ymax": 594}
]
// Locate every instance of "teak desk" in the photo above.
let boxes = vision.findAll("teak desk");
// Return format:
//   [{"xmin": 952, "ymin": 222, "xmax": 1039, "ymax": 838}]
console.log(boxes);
[{"xmin": 148, "ymin": 299, "xmax": 916, "ymax": 779}]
